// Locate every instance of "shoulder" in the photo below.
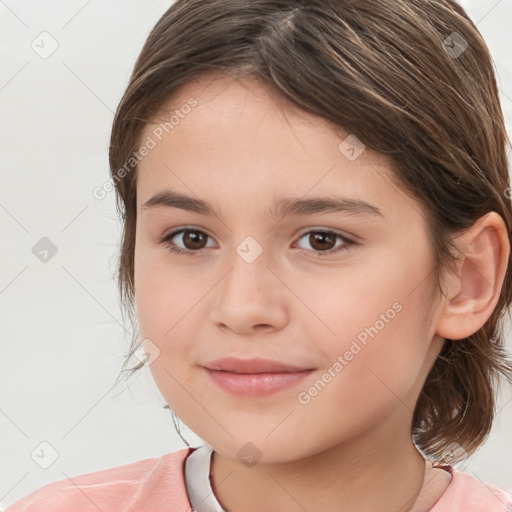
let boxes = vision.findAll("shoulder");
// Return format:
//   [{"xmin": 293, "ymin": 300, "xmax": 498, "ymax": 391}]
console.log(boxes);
[
  {"xmin": 4, "ymin": 447, "xmax": 194, "ymax": 512},
  {"xmin": 431, "ymin": 465, "xmax": 512, "ymax": 512}
]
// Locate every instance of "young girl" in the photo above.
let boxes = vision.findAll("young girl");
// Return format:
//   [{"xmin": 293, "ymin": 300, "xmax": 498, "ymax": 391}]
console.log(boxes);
[{"xmin": 7, "ymin": 0, "xmax": 512, "ymax": 510}]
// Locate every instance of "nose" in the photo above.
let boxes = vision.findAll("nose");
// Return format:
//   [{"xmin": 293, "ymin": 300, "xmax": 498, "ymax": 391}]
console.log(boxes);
[{"xmin": 208, "ymin": 243, "xmax": 289, "ymax": 335}]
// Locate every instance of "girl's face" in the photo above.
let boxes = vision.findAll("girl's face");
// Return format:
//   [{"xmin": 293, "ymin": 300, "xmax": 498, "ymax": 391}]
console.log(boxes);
[{"xmin": 134, "ymin": 75, "xmax": 445, "ymax": 464}]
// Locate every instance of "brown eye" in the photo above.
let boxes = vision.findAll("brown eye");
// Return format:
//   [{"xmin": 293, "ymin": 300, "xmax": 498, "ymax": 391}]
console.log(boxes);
[
  {"xmin": 296, "ymin": 229, "xmax": 354, "ymax": 256},
  {"xmin": 180, "ymin": 230, "xmax": 208, "ymax": 250},
  {"xmin": 308, "ymin": 232, "xmax": 336, "ymax": 251},
  {"xmin": 160, "ymin": 228, "xmax": 215, "ymax": 256}
]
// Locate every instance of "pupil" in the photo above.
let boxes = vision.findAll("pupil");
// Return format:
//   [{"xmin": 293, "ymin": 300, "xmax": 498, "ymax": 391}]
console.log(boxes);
[
  {"xmin": 311, "ymin": 232, "xmax": 334, "ymax": 251},
  {"xmin": 185, "ymin": 231, "xmax": 205, "ymax": 249}
]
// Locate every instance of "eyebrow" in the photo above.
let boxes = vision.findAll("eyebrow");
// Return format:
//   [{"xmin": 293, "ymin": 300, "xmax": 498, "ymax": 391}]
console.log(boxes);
[{"xmin": 141, "ymin": 189, "xmax": 384, "ymax": 219}]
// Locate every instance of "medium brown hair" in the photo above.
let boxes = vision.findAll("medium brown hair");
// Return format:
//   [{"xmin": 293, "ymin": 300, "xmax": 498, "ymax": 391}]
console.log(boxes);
[{"xmin": 109, "ymin": 0, "xmax": 512, "ymax": 462}]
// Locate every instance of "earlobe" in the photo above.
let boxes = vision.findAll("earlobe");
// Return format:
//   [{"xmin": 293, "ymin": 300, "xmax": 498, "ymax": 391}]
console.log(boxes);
[{"xmin": 435, "ymin": 212, "xmax": 510, "ymax": 341}]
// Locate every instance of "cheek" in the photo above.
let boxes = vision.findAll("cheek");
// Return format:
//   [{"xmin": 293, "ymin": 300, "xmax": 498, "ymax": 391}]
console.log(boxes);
[
  {"xmin": 310, "ymin": 251, "xmax": 431, "ymax": 394},
  {"xmin": 295, "ymin": 301, "xmax": 429, "ymax": 444},
  {"xmin": 303, "ymin": 256, "xmax": 412, "ymax": 347},
  {"xmin": 134, "ymin": 245, "xmax": 189, "ymax": 339},
  {"xmin": 134, "ymin": 250, "xmax": 205, "ymax": 389},
  {"xmin": 134, "ymin": 258, "xmax": 198, "ymax": 412}
]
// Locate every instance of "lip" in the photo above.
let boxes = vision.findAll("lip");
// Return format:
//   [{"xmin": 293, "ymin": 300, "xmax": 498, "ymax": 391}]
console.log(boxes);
[
  {"xmin": 202, "ymin": 357, "xmax": 315, "ymax": 396},
  {"xmin": 203, "ymin": 357, "xmax": 312, "ymax": 373}
]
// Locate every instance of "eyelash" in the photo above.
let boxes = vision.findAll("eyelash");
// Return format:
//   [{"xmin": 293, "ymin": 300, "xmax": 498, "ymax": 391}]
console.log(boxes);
[{"xmin": 158, "ymin": 228, "xmax": 357, "ymax": 258}]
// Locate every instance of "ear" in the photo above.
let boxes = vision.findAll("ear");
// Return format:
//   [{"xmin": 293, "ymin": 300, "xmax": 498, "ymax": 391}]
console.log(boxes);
[{"xmin": 435, "ymin": 212, "xmax": 510, "ymax": 340}]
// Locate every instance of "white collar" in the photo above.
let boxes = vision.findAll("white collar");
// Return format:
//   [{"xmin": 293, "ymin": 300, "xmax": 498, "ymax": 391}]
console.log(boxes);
[{"xmin": 185, "ymin": 444, "xmax": 227, "ymax": 512}]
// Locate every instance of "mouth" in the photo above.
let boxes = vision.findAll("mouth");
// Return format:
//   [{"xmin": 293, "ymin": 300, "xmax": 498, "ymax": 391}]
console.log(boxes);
[
  {"xmin": 202, "ymin": 357, "xmax": 315, "ymax": 396},
  {"xmin": 203, "ymin": 356, "xmax": 313, "ymax": 373}
]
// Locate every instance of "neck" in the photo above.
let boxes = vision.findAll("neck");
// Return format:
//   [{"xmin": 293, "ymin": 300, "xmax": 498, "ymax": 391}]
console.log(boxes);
[{"xmin": 209, "ymin": 417, "xmax": 427, "ymax": 512}]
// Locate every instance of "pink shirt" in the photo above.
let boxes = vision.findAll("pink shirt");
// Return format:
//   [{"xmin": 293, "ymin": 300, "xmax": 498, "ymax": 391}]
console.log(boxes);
[{"xmin": 5, "ymin": 447, "xmax": 512, "ymax": 512}]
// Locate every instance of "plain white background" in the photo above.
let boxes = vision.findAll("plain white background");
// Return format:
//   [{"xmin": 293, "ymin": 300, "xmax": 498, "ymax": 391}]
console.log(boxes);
[{"xmin": 1, "ymin": 0, "xmax": 511, "ymax": 509}]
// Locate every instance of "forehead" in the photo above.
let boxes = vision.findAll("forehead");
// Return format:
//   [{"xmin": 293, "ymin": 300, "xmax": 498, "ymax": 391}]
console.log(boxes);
[
  {"xmin": 135, "ymin": 75, "xmax": 419, "ymax": 225},
  {"xmin": 139, "ymin": 74, "xmax": 383, "ymax": 163}
]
